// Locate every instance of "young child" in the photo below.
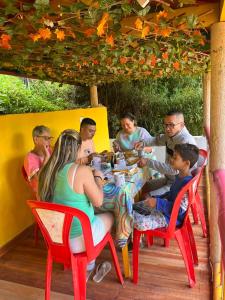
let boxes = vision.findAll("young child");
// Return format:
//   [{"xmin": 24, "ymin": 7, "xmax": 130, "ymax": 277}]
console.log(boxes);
[{"xmin": 133, "ymin": 143, "xmax": 199, "ymax": 231}]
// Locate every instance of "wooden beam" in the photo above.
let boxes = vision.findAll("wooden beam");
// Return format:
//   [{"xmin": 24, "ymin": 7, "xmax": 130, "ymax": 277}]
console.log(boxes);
[
  {"xmin": 90, "ymin": 85, "xmax": 98, "ymax": 107},
  {"xmin": 121, "ymin": 2, "xmax": 219, "ymax": 36}
]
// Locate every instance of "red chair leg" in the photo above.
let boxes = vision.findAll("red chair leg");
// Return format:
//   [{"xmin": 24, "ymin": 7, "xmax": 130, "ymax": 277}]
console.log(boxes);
[
  {"xmin": 191, "ymin": 202, "xmax": 199, "ymax": 225},
  {"xmin": 71, "ymin": 255, "xmax": 87, "ymax": 300},
  {"xmin": 195, "ymin": 192, "xmax": 207, "ymax": 237},
  {"xmin": 108, "ymin": 236, "xmax": 124, "ymax": 285},
  {"xmin": 175, "ymin": 228, "xmax": 196, "ymax": 288},
  {"xmin": 45, "ymin": 252, "xmax": 53, "ymax": 300},
  {"xmin": 132, "ymin": 229, "xmax": 142, "ymax": 284},
  {"xmin": 34, "ymin": 222, "xmax": 39, "ymax": 247},
  {"xmin": 186, "ymin": 218, "xmax": 198, "ymax": 266}
]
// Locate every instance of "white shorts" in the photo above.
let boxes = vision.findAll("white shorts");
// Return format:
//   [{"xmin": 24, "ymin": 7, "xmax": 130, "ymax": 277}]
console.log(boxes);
[{"xmin": 69, "ymin": 215, "xmax": 106, "ymax": 254}]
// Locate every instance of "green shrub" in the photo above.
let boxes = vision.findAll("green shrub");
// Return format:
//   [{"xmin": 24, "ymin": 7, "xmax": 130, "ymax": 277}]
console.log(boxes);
[
  {"xmin": 99, "ymin": 75, "xmax": 203, "ymax": 137},
  {"xmin": 0, "ymin": 74, "xmax": 203, "ymax": 138}
]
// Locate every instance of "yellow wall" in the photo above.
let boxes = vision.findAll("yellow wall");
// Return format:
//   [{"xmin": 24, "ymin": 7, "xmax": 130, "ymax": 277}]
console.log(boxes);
[{"xmin": 0, "ymin": 107, "xmax": 110, "ymax": 248}]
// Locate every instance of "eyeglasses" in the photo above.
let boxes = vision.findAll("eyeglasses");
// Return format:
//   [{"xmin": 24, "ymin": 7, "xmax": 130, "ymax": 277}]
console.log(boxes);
[
  {"xmin": 163, "ymin": 122, "xmax": 183, "ymax": 129},
  {"xmin": 37, "ymin": 135, "xmax": 53, "ymax": 141}
]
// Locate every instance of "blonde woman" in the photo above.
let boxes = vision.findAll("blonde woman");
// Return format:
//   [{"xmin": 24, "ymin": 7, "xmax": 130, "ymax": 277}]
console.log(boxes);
[{"xmin": 38, "ymin": 129, "xmax": 113, "ymax": 273}]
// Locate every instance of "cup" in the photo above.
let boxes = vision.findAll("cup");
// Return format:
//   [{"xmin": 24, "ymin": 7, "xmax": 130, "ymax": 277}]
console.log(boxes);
[
  {"xmin": 114, "ymin": 172, "xmax": 125, "ymax": 187},
  {"xmin": 117, "ymin": 158, "xmax": 126, "ymax": 169},
  {"xmin": 92, "ymin": 156, "xmax": 101, "ymax": 170}
]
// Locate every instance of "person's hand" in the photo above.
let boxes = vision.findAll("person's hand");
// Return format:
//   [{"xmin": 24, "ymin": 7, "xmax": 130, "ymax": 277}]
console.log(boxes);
[
  {"xmin": 134, "ymin": 141, "xmax": 144, "ymax": 150},
  {"xmin": 92, "ymin": 169, "xmax": 104, "ymax": 179},
  {"xmin": 144, "ymin": 197, "xmax": 156, "ymax": 208},
  {"xmin": 92, "ymin": 169, "xmax": 104, "ymax": 187},
  {"xmin": 113, "ymin": 140, "xmax": 121, "ymax": 153},
  {"xmin": 41, "ymin": 145, "xmax": 51, "ymax": 164},
  {"xmin": 77, "ymin": 157, "xmax": 89, "ymax": 165},
  {"xmin": 138, "ymin": 158, "xmax": 148, "ymax": 168},
  {"xmin": 143, "ymin": 146, "xmax": 152, "ymax": 153}
]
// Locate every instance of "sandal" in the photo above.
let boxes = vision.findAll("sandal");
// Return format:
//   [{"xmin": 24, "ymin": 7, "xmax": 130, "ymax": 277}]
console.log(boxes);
[{"xmin": 93, "ymin": 261, "xmax": 111, "ymax": 283}]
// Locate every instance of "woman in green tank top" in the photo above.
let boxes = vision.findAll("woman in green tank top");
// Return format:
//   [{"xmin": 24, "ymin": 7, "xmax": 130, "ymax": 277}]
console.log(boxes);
[{"xmin": 38, "ymin": 129, "xmax": 114, "ymax": 272}]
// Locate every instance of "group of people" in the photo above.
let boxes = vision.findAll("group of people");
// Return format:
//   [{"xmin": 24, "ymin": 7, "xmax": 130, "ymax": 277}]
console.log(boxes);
[{"xmin": 23, "ymin": 110, "xmax": 200, "ymax": 275}]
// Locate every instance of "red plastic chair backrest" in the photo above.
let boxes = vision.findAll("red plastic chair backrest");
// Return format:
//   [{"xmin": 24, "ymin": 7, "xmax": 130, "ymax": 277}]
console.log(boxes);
[
  {"xmin": 199, "ymin": 149, "xmax": 208, "ymax": 166},
  {"xmin": 27, "ymin": 200, "xmax": 96, "ymax": 264},
  {"xmin": 166, "ymin": 174, "xmax": 200, "ymax": 236},
  {"xmin": 194, "ymin": 148, "xmax": 208, "ymax": 190}
]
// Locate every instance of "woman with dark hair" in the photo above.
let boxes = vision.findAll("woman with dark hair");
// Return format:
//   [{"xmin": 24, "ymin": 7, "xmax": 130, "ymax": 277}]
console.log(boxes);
[
  {"xmin": 113, "ymin": 112, "xmax": 153, "ymax": 152},
  {"xmin": 38, "ymin": 129, "xmax": 113, "ymax": 273}
]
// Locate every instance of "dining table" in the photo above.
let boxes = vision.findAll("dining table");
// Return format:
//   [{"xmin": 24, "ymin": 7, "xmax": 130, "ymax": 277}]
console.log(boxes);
[{"xmin": 95, "ymin": 155, "xmax": 157, "ymax": 277}]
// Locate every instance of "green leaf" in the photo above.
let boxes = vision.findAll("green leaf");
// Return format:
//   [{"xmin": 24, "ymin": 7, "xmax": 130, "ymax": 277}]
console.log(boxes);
[
  {"xmin": 186, "ymin": 15, "xmax": 198, "ymax": 29},
  {"xmin": 137, "ymin": 6, "xmax": 150, "ymax": 17}
]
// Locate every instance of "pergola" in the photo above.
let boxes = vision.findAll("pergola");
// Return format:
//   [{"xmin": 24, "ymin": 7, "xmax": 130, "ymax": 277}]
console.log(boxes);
[{"xmin": 0, "ymin": 1, "xmax": 225, "ymax": 299}]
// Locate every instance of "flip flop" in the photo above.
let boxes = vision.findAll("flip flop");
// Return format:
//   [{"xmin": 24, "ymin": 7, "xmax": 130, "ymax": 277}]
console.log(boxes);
[{"xmin": 93, "ymin": 261, "xmax": 111, "ymax": 283}]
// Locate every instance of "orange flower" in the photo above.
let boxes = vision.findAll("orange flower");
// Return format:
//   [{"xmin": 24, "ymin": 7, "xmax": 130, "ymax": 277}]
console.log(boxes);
[
  {"xmin": 193, "ymin": 30, "xmax": 201, "ymax": 36},
  {"xmin": 55, "ymin": 29, "xmax": 65, "ymax": 41},
  {"xmin": 93, "ymin": 59, "xmax": 99, "ymax": 65},
  {"xmin": 97, "ymin": 12, "xmax": 109, "ymax": 36},
  {"xmin": 106, "ymin": 34, "xmax": 114, "ymax": 47},
  {"xmin": 173, "ymin": 61, "xmax": 180, "ymax": 70},
  {"xmin": 141, "ymin": 25, "xmax": 150, "ymax": 39},
  {"xmin": 150, "ymin": 54, "xmax": 156, "ymax": 67},
  {"xmin": 139, "ymin": 58, "xmax": 145, "ymax": 65},
  {"xmin": 135, "ymin": 18, "xmax": 143, "ymax": 30},
  {"xmin": 120, "ymin": 57, "xmax": 128, "ymax": 64},
  {"xmin": 30, "ymin": 33, "xmax": 41, "ymax": 42},
  {"xmin": 84, "ymin": 28, "xmax": 95, "ymax": 37},
  {"xmin": 156, "ymin": 11, "xmax": 168, "ymax": 21},
  {"xmin": 154, "ymin": 25, "xmax": 159, "ymax": 34},
  {"xmin": 160, "ymin": 27, "xmax": 171, "ymax": 37},
  {"xmin": 38, "ymin": 28, "xmax": 51, "ymax": 40},
  {"xmin": 162, "ymin": 52, "xmax": 168, "ymax": 60},
  {"xmin": 199, "ymin": 39, "xmax": 205, "ymax": 46},
  {"xmin": 158, "ymin": 70, "xmax": 163, "ymax": 77},
  {"xmin": 0, "ymin": 34, "xmax": 11, "ymax": 49}
]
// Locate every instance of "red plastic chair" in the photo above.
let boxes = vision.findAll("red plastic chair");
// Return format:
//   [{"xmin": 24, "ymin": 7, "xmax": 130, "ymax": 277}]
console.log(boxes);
[
  {"xmin": 21, "ymin": 166, "xmax": 40, "ymax": 246},
  {"xmin": 27, "ymin": 200, "xmax": 124, "ymax": 300},
  {"xmin": 132, "ymin": 175, "xmax": 199, "ymax": 288},
  {"xmin": 190, "ymin": 149, "xmax": 208, "ymax": 237}
]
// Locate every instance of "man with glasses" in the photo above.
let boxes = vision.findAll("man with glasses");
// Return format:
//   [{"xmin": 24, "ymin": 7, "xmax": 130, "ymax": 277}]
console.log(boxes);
[
  {"xmin": 23, "ymin": 125, "xmax": 52, "ymax": 194},
  {"xmin": 77, "ymin": 118, "xmax": 97, "ymax": 165},
  {"xmin": 136, "ymin": 110, "xmax": 197, "ymax": 196}
]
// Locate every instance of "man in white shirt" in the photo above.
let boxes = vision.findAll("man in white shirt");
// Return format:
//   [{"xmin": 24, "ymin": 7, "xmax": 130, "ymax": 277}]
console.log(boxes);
[
  {"xmin": 77, "ymin": 118, "xmax": 96, "ymax": 165},
  {"xmin": 136, "ymin": 111, "xmax": 199, "ymax": 196}
]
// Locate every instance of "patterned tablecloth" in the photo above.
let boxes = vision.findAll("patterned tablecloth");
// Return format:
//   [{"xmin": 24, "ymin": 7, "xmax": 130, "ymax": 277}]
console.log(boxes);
[{"xmin": 96, "ymin": 166, "xmax": 152, "ymax": 248}]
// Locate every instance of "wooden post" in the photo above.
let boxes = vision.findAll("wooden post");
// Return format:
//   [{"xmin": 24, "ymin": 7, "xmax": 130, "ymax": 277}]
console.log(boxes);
[
  {"xmin": 90, "ymin": 85, "xmax": 99, "ymax": 107},
  {"xmin": 210, "ymin": 21, "xmax": 225, "ymax": 300},
  {"xmin": 203, "ymin": 72, "xmax": 211, "ymax": 219},
  {"xmin": 203, "ymin": 72, "xmax": 211, "ymax": 135}
]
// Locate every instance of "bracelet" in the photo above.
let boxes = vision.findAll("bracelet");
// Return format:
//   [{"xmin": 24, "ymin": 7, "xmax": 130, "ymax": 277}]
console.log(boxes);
[{"xmin": 94, "ymin": 175, "xmax": 103, "ymax": 181}]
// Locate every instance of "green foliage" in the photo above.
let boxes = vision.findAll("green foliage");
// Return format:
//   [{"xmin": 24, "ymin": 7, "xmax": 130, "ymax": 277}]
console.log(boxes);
[
  {"xmin": 0, "ymin": 75, "xmax": 88, "ymax": 114},
  {"xmin": 99, "ymin": 75, "xmax": 203, "ymax": 137},
  {"xmin": 0, "ymin": 74, "xmax": 203, "ymax": 138}
]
